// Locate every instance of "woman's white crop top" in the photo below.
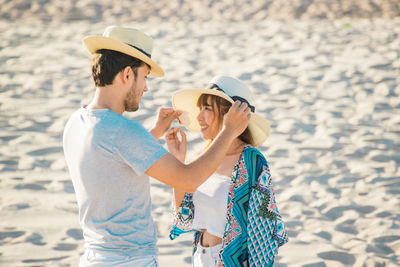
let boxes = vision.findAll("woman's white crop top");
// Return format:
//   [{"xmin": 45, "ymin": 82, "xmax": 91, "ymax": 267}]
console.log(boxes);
[{"xmin": 192, "ymin": 173, "xmax": 231, "ymax": 238}]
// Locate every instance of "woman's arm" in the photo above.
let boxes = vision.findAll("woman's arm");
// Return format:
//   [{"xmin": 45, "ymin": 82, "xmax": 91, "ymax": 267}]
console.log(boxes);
[
  {"xmin": 165, "ymin": 127, "xmax": 196, "ymax": 239},
  {"xmin": 165, "ymin": 127, "xmax": 189, "ymax": 210}
]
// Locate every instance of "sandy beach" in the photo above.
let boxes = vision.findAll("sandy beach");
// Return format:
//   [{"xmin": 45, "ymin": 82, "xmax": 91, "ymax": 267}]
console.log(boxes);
[{"xmin": 1, "ymin": 1, "xmax": 400, "ymax": 266}]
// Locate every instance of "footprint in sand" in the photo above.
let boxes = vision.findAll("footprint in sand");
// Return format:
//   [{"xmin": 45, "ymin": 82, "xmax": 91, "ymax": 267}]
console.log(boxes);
[
  {"xmin": 0, "ymin": 135, "xmax": 20, "ymax": 142},
  {"xmin": 61, "ymin": 179, "xmax": 75, "ymax": 193},
  {"xmin": 0, "ymin": 230, "xmax": 26, "ymax": 241},
  {"xmin": 315, "ymin": 231, "xmax": 332, "ymax": 241},
  {"xmin": 25, "ymin": 233, "xmax": 46, "ymax": 246},
  {"xmin": 0, "ymin": 159, "xmax": 18, "ymax": 168},
  {"xmin": 367, "ymin": 235, "xmax": 399, "ymax": 255},
  {"xmin": 373, "ymin": 235, "xmax": 400, "ymax": 243},
  {"xmin": 52, "ymin": 242, "xmax": 78, "ymax": 251},
  {"xmin": 287, "ymin": 230, "xmax": 299, "ymax": 238},
  {"xmin": 375, "ymin": 211, "xmax": 392, "ymax": 218},
  {"xmin": 334, "ymin": 219, "xmax": 358, "ymax": 235},
  {"xmin": 323, "ymin": 206, "xmax": 350, "ymax": 220},
  {"xmin": 366, "ymin": 243, "xmax": 394, "ymax": 256},
  {"xmin": 66, "ymin": 228, "xmax": 83, "ymax": 240},
  {"xmin": 14, "ymin": 183, "xmax": 46, "ymax": 190},
  {"xmin": 317, "ymin": 251, "xmax": 355, "ymax": 265},
  {"xmin": 301, "ymin": 262, "xmax": 326, "ymax": 267},
  {"xmin": 5, "ymin": 203, "xmax": 30, "ymax": 210},
  {"xmin": 22, "ymin": 256, "xmax": 69, "ymax": 263},
  {"xmin": 184, "ymin": 256, "xmax": 191, "ymax": 264},
  {"xmin": 26, "ymin": 146, "xmax": 63, "ymax": 156},
  {"xmin": 324, "ymin": 205, "xmax": 376, "ymax": 221}
]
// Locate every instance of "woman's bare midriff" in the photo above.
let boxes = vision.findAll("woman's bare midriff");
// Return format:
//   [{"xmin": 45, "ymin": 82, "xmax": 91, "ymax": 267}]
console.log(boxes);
[{"xmin": 201, "ymin": 230, "xmax": 223, "ymax": 247}]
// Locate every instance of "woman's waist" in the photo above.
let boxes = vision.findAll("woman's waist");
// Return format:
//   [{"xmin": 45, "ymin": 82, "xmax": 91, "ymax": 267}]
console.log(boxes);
[{"xmin": 200, "ymin": 230, "xmax": 223, "ymax": 247}]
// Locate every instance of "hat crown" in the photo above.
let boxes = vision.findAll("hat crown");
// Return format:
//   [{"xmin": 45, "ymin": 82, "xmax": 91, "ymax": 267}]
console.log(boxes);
[
  {"xmin": 103, "ymin": 26, "xmax": 153, "ymax": 56},
  {"xmin": 209, "ymin": 76, "xmax": 254, "ymax": 102}
]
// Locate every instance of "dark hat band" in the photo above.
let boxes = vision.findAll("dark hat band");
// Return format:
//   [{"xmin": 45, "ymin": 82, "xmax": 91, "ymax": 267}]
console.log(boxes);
[
  {"xmin": 126, "ymin": 43, "xmax": 151, "ymax": 58},
  {"xmin": 206, "ymin": 83, "xmax": 255, "ymax": 112}
]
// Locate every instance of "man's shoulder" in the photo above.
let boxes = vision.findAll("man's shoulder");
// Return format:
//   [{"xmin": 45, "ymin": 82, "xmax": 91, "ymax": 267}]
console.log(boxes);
[
  {"xmin": 67, "ymin": 107, "xmax": 84, "ymax": 120},
  {"xmin": 117, "ymin": 115, "xmax": 146, "ymax": 132},
  {"xmin": 112, "ymin": 115, "xmax": 155, "ymax": 143},
  {"xmin": 64, "ymin": 108, "xmax": 84, "ymax": 131}
]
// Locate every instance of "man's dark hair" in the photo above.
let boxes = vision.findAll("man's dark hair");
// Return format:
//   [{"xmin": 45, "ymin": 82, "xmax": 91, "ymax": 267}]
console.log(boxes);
[{"xmin": 91, "ymin": 49, "xmax": 146, "ymax": 87}]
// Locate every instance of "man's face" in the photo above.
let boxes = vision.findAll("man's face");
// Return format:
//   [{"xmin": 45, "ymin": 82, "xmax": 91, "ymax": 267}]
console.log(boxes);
[{"xmin": 124, "ymin": 64, "xmax": 150, "ymax": 112}]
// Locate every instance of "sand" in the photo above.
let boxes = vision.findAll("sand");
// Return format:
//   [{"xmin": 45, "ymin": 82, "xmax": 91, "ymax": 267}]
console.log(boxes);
[{"xmin": 0, "ymin": 1, "xmax": 399, "ymax": 266}]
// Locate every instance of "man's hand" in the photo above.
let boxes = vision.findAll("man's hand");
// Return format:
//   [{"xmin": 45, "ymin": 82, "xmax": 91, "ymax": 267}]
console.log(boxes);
[
  {"xmin": 165, "ymin": 127, "xmax": 187, "ymax": 163},
  {"xmin": 150, "ymin": 108, "xmax": 182, "ymax": 140},
  {"xmin": 222, "ymin": 101, "xmax": 251, "ymax": 138}
]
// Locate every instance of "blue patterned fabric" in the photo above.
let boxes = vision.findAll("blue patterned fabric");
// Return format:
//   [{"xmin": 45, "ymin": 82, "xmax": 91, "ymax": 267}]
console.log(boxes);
[
  {"xmin": 245, "ymin": 147, "xmax": 287, "ymax": 265},
  {"xmin": 169, "ymin": 146, "xmax": 288, "ymax": 266},
  {"xmin": 169, "ymin": 193, "xmax": 195, "ymax": 240}
]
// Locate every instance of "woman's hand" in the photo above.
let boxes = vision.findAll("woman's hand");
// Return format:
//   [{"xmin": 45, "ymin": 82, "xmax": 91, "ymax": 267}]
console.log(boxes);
[
  {"xmin": 222, "ymin": 101, "xmax": 251, "ymax": 138},
  {"xmin": 165, "ymin": 127, "xmax": 187, "ymax": 163}
]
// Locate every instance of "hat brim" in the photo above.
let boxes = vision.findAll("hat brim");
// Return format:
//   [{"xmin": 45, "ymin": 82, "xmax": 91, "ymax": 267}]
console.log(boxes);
[
  {"xmin": 172, "ymin": 89, "xmax": 270, "ymax": 146},
  {"xmin": 83, "ymin": 36, "xmax": 164, "ymax": 77}
]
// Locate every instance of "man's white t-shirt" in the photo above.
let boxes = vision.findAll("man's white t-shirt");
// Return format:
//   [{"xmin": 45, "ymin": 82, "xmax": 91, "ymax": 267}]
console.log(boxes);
[{"xmin": 63, "ymin": 107, "xmax": 167, "ymax": 259}]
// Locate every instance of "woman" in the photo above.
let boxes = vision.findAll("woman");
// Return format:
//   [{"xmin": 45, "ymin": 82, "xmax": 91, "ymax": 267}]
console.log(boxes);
[{"xmin": 166, "ymin": 76, "xmax": 288, "ymax": 267}]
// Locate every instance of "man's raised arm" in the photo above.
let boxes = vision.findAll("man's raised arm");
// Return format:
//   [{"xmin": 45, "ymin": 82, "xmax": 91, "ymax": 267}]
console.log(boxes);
[{"xmin": 146, "ymin": 101, "xmax": 250, "ymax": 192}]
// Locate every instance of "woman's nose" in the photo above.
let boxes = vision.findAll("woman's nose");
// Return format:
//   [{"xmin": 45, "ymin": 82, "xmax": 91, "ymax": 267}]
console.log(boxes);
[{"xmin": 197, "ymin": 109, "xmax": 204, "ymax": 122}]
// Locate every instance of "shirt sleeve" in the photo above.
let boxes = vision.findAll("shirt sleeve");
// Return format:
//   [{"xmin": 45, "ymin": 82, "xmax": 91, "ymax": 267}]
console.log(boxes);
[{"xmin": 114, "ymin": 118, "xmax": 167, "ymax": 176}]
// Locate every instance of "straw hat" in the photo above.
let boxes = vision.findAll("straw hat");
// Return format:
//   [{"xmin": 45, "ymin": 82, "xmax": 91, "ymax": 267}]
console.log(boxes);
[
  {"xmin": 83, "ymin": 26, "xmax": 164, "ymax": 77},
  {"xmin": 172, "ymin": 76, "xmax": 270, "ymax": 147}
]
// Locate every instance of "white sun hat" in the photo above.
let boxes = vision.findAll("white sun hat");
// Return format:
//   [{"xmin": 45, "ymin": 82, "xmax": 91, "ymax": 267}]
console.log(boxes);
[
  {"xmin": 172, "ymin": 76, "xmax": 270, "ymax": 147},
  {"xmin": 83, "ymin": 26, "xmax": 164, "ymax": 77}
]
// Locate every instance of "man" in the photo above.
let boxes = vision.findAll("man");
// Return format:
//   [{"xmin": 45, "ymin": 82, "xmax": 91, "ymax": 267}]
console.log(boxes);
[{"xmin": 63, "ymin": 26, "xmax": 250, "ymax": 266}]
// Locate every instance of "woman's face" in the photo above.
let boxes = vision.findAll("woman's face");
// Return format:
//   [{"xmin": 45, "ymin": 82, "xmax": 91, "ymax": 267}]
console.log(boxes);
[{"xmin": 197, "ymin": 97, "xmax": 222, "ymax": 140}]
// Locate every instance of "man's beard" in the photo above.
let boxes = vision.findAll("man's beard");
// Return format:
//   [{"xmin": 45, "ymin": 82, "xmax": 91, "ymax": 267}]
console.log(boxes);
[{"xmin": 124, "ymin": 82, "xmax": 139, "ymax": 112}]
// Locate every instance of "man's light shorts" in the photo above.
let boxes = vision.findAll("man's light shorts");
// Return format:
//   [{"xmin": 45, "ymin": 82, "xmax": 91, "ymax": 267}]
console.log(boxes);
[{"xmin": 79, "ymin": 249, "xmax": 158, "ymax": 267}]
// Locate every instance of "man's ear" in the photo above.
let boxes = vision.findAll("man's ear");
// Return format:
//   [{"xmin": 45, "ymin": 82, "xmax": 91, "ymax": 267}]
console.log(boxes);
[{"xmin": 121, "ymin": 66, "xmax": 134, "ymax": 84}]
